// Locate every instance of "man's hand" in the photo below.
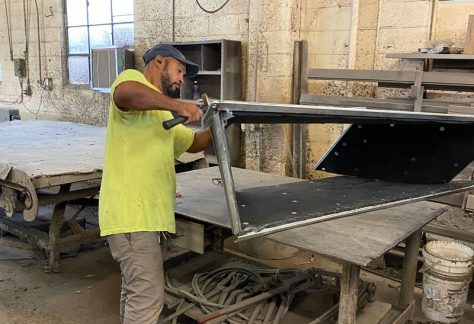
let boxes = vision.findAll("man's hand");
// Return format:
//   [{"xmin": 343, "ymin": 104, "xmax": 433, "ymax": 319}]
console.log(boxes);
[{"xmin": 177, "ymin": 102, "xmax": 203, "ymax": 124}]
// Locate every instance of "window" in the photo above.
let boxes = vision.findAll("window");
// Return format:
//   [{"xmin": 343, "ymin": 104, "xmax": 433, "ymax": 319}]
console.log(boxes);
[{"xmin": 66, "ymin": 0, "xmax": 134, "ymax": 84}]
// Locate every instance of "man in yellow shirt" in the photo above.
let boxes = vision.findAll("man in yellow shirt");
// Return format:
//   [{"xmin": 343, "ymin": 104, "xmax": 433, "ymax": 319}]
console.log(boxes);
[{"xmin": 99, "ymin": 43, "xmax": 212, "ymax": 323}]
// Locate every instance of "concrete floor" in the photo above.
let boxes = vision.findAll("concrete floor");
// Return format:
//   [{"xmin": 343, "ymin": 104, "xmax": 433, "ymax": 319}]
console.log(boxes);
[
  {"xmin": 0, "ymin": 204, "xmax": 473, "ymax": 323},
  {"xmin": 0, "ymin": 243, "xmax": 121, "ymax": 324},
  {"xmin": 0, "ymin": 238, "xmax": 473, "ymax": 324}
]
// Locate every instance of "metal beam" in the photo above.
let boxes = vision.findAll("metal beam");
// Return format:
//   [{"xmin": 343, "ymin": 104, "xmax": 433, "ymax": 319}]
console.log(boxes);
[
  {"xmin": 307, "ymin": 69, "xmax": 474, "ymax": 90},
  {"xmin": 218, "ymin": 100, "xmax": 474, "ymax": 125}
]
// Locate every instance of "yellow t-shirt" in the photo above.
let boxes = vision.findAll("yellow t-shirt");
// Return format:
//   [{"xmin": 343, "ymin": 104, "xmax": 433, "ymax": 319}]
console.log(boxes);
[{"xmin": 99, "ymin": 69, "xmax": 194, "ymax": 236}]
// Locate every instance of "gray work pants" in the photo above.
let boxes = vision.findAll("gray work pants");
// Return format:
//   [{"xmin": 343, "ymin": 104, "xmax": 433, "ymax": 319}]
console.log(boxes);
[{"xmin": 107, "ymin": 232, "xmax": 166, "ymax": 324}]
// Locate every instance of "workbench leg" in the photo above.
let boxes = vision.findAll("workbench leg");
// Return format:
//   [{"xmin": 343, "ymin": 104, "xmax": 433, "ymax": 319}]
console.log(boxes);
[
  {"xmin": 48, "ymin": 184, "xmax": 71, "ymax": 273},
  {"xmin": 399, "ymin": 229, "xmax": 422, "ymax": 307},
  {"xmin": 338, "ymin": 262, "xmax": 360, "ymax": 324}
]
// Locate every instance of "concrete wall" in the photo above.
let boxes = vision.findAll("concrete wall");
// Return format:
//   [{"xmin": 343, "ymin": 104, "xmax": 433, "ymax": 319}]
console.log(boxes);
[
  {"xmin": 0, "ymin": 0, "xmax": 110, "ymax": 125},
  {"xmin": 0, "ymin": 0, "xmax": 473, "ymax": 178},
  {"xmin": 301, "ymin": 0, "xmax": 474, "ymax": 179},
  {"xmin": 435, "ymin": 1, "xmax": 474, "ymax": 47}
]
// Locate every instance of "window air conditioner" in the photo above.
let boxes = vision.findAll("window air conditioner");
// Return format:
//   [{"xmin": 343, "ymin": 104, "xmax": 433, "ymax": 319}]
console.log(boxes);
[
  {"xmin": 0, "ymin": 107, "xmax": 20, "ymax": 122},
  {"xmin": 90, "ymin": 46, "xmax": 134, "ymax": 91}
]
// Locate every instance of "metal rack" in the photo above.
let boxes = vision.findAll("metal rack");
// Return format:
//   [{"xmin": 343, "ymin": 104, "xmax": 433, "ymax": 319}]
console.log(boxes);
[{"xmin": 166, "ymin": 40, "xmax": 241, "ymax": 101}]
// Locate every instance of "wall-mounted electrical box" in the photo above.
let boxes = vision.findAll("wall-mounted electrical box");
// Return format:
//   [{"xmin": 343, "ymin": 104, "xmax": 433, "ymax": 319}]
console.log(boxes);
[
  {"xmin": 90, "ymin": 46, "xmax": 134, "ymax": 91},
  {"xmin": 13, "ymin": 59, "xmax": 26, "ymax": 78}
]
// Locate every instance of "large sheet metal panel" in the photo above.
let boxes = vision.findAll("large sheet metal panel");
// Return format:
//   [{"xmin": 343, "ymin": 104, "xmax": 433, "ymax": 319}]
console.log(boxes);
[
  {"xmin": 175, "ymin": 167, "xmax": 474, "ymax": 240},
  {"xmin": 236, "ymin": 176, "xmax": 474, "ymax": 238},
  {"xmin": 315, "ymin": 123, "xmax": 474, "ymax": 184}
]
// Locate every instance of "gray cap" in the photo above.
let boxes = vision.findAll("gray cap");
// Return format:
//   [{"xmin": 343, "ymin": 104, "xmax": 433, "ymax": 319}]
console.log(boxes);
[{"xmin": 143, "ymin": 43, "xmax": 200, "ymax": 79}]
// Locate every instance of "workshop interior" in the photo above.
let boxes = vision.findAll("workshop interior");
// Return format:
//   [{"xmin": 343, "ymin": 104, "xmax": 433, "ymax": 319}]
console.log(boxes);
[{"xmin": 1, "ymin": 0, "xmax": 474, "ymax": 323}]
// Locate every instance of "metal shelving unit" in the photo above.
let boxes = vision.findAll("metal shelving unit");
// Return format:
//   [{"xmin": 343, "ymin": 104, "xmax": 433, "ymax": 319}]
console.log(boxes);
[
  {"xmin": 167, "ymin": 40, "xmax": 242, "ymax": 101},
  {"xmin": 166, "ymin": 40, "xmax": 242, "ymax": 166}
]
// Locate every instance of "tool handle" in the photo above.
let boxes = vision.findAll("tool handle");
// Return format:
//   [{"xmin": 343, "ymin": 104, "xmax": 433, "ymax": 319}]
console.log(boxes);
[
  {"xmin": 163, "ymin": 94, "xmax": 209, "ymax": 130},
  {"xmin": 163, "ymin": 115, "xmax": 188, "ymax": 130}
]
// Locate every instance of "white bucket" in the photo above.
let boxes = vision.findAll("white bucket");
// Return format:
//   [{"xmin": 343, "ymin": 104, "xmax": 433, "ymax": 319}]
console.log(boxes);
[{"xmin": 421, "ymin": 240, "xmax": 474, "ymax": 323}]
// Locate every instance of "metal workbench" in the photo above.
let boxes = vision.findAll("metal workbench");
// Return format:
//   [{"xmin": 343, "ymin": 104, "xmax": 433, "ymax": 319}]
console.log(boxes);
[
  {"xmin": 0, "ymin": 120, "xmax": 104, "ymax": 271},
  {"xmin": 176, "ymin": 166, "xmax": 449, "ymax": 323}
]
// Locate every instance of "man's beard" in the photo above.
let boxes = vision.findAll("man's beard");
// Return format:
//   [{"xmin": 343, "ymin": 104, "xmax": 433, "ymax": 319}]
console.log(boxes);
[{"xmin": 160, "ymin": 70, "xmax": 180, "ymax": 98}]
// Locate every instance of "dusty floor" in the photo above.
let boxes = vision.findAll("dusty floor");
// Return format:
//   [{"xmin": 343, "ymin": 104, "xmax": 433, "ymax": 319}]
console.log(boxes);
[
  {"xmin": 0, "ymin": 206, "xmax": 474, "ymax": 323},
  {"xmin": 0, "ymin": 240, "xmax": 473, "ymax": 324},
  {"xmin": 0, "ymin": 243, "xmax": 121, "ymax": 324}
]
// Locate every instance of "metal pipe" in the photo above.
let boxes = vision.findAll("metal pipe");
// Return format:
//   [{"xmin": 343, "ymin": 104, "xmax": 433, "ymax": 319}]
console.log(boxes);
[
  {"xmin": 346, "ymin": 0, "xmax": 361, "ymax": 97},
  {"xmin": 197, "ymin": 286, "xmax": 287, "ymax": 323},
  {"xmin": 429, "ymin": 0, "xmax": 439, "ymax": 41},
  {"xmin": 34, "ymin": 0, "xmax": 42, "ymax": 85},
  {"xmin": 348, "ymin": 0, "xmax": 360, "ymax": 70},
  {"xmin": 172, "ymin": 0, "xmax": 175, "ymax": 41}
]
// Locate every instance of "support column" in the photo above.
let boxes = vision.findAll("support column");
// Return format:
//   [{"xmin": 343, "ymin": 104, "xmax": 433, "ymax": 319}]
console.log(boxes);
[
  {"xmin": 48, "ymin": 183, "xmax": 71, "ymax": 272},
  {"xmin": 338, "ymin": 262, "xmax": 360, "ymax": 323},
  {"xmin": 399, "ymin": 229, "xmax": 422, "ymax": 306}
]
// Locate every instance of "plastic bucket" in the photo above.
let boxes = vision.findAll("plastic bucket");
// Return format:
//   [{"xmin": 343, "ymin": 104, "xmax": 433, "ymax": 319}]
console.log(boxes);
[{"xmin": 421, "ymin": 240, "xmax": 474, "ymax": 323}]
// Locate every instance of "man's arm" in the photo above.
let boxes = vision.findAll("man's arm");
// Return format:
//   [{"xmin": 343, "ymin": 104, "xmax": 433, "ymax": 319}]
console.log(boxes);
[
  {"xmin": 187, "ymin": 129, "xmax": 212, "ymax": 153},
  {"xmin": 114, "ymin": 81, "xmax": 202, "ymax": 123}
]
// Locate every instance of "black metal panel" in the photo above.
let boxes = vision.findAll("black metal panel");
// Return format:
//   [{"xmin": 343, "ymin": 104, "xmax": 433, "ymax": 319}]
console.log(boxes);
[
  {"xmin": 315, "ymin": 123, "xmax": 474, "ymax": 184},
  {"xmin": 236, "ymin": 176, "xmax": 474, "ymax": 234}
]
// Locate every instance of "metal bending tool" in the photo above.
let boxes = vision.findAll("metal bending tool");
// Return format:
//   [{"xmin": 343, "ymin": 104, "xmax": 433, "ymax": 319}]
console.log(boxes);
[{"xmin": 163, "ymin": 94, "xmax": 217, "ymax": 130}]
